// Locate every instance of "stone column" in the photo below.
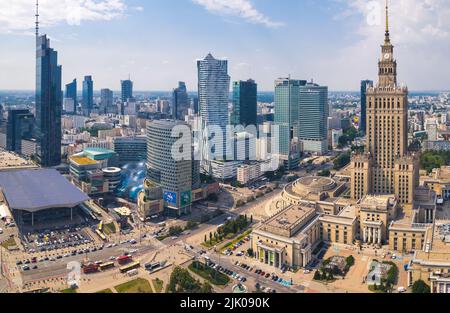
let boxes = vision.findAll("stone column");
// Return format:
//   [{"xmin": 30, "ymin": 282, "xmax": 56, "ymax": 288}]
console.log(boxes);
[
  {"xmin": 378, "ymin": 228, "xmax": 382, "ymax": 245},
  {"xmin": 368, "ymin": 227, "xmax": 372, "ymax": 243},
  {"xmin": 363, "ymin": 227, "xmax": 367, "ymax": 243}
]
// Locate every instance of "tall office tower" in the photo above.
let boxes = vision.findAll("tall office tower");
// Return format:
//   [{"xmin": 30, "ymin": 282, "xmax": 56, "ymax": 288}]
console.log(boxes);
[
  {"xmin": 146, "ymin": 120, "xmax": 195, "ymax": 216},
  {"xmin": 6, "ymin": 109, "xmax": 34, "ymax": 153},
  {"xmin": 274, "ymin": 78, "xmax": 307, "ymax": 170},
  {"xmin": 121, "ymin": 79, "xmax": 133, "ymax": 103},
  {"xmin": 35, "ymin": 34, "xmax": 62, "ymax": 167},
  {"xmin": 100, "ymin": 88, "xmax": 113, "ymax": 115},
  {"xmin": 350, "ymin": 3, "xmax": 419, "ymax": 204},
  {"xmin": 231, "ymin": 79, "xmax": 257, "ymax": 127},
  {"xmin": 197, "ymin": 53, "xmax": 230, "ymax": 166},
  {"xmin": 299, "ymin": 83, "xmax": 329, "ymax": 155},
  {"xmin": 360, "ymin": 80, "xmax": 373, "ymax": 134},
  {"xmin": 172, "ymin": 82, "xmax": 189, "ymax": 120},
  {"xmin": 65, "ymin": 79, "xmax": 77, "ymax": 114},
  {"xmin": 82, "ymin": 76, "xmax": 94, "ymax": 116}
]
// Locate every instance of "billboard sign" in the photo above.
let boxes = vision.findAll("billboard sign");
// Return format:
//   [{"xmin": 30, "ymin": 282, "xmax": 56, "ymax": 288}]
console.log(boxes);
[
  {"xmin": 180, "ymin": 191, "xmax": 192, "ymax": 207},
  {"xmin": 163, "ymin": 191, "xmax": 177, "ymax": 206}
]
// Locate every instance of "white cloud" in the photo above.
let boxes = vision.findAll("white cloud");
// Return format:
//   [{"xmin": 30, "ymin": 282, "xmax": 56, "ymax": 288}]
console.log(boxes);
[
  {"xmin": 192, "ymin": 0, "xmax": 284, "ymax": 28},
  {"xmin": 0, "ymin": 0, "xmax": 126, "ymax": 34},
  {"xmin": 325, "ymin": 0, "xmax": 450, "ymax": 90}
]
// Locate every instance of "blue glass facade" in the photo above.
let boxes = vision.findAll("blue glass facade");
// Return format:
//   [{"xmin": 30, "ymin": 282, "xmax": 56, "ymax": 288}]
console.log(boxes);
[
  {"xmin": 82, "ymin": 76, "xmax": 93, "ymax": 116},
  {"xmin": 6, "ymin": 109, "xmax": 34, "ymax": 153},
  {"xmin": 121, "ymin": 79, "xmax": 133, "ymax": 103},
  {"xmin": 172, "ymin": 81, "xmax": 189, "ymax": 120},
  {"xmin": 232, "ymin": 79, "xmax": 257, "ymax": 127},
  {"xmin": 35, "ymin": 35, "xmax": 62, "ymax": 167},
  {"xmin": 360, "ymin": 80, "xmax": 373, "ymax": 134},
  {"xmin": 65, "ymin": 79, "xmax": 77, "ymax": 114}
]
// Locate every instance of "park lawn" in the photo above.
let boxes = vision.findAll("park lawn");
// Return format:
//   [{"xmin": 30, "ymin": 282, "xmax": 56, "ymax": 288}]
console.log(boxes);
[
  {"xmin": 61, "ymin": 288, "xmax": 77, "ymax": 294},
  {"xmin": 96, "ymin": 288, "xmax": 113, "ymax": 293},
  {"xmin": 220, "ymin": 229, "xmax": 253, "ymax": 252},
  {"xmin": 114, "ymin": 278, "xmax": 153, "ymax": 293},
  {"xmin": 189, "ymin": 261, "xmax": 230, "ymax": 286},
  {"xmin": 152, "ymin": 279, "xmax": 164, "ymax": 293},
  {"xmin": 1, "ymin": 237, "xmax": 17, "ymax": 250}
]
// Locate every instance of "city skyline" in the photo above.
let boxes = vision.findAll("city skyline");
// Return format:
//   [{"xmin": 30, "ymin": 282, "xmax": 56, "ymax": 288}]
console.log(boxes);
[{"xmin": 0, "ymin": 0, "xmax": 449, "ymax": 92}]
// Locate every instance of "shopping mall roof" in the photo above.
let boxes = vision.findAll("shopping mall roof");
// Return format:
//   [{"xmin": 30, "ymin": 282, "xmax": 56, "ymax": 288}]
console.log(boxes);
[
  {"xmin": 70, "ymin": 156, "xmax": 99, "ymax": 166},
  {"xmin": 0, "ymin": 169, "xmax": 90, "ymax": 212}
]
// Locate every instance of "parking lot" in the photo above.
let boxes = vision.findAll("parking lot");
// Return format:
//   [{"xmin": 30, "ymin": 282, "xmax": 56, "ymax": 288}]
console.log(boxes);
[{"xmin": 22, "ymin": 226, "xmax": 94, "ymax": 253}]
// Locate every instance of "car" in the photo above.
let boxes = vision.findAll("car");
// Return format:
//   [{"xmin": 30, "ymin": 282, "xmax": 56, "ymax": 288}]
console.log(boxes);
[
  {"xmin": 398, "ymin": 287, "xmax": 407, "ymax": 293},
  {"xmin": 106, "ymin": 244, "xmax": 112, "ymax": 248},
  {"xmin": 56, "ymin": 255, "xmax": 63, "ymax": 259},
  {"xmin": 24, "ymin": 260, "xmax": 31, "ymax": 264},
  {"xmin": 0, "ymin": 228, "xmax": 3, "ymax": 234},
  {"xmin": 16, "ymin": 261, "xmax": 23, "ymax": 266},
  {"xmin": 32, "ymin": 265, "xmax": 38, "ymax": 270},
  {"xmin": 22, "ymin": 265, "xmax": 30, "ymax": 271},
  {"xmin": 265, "ymin": 273, "xmax": 271, "ymax": 279},
  {"xmin": 303, "ymin": 270, "xmax": 310, "ymax": 274}
]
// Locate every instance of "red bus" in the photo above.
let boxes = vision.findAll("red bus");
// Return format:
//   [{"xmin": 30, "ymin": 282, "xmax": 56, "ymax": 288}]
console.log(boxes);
[
  {"xmin": 117, "ymin": 255, "xmax": 132, "ymax": 265},
  {"xmin": 83, "ymin": 263, "xmax": 100, "ymax": 274}
]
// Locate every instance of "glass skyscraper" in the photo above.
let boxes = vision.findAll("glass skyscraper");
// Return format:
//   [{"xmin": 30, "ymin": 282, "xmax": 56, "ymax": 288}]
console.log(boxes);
[
  {"xmin": 82, "ymin": 76, "xmax": 93, "ymax": 116},
  {"xmin": 360, "ymin": 80, "xmax": 373, "ymax": 135},
  {"xmin": 299, "ymin": 83, "xmax": 329, "ymax": 155},
  {"xmin": 231, "ymin": 79, "xmax": 257, "ymax": 127},
  {"xmin": 100, "ymin": 88, "xmax": 114, "ymax": 115},
  {"xmin": 6, "ymin": 109, "xmax": 34, "ymax": 153},
  {"xmin": 35, "ymin": 34, "xmax": 62, "ymax": 167},
  {"xmin": 65, "ymin": 79, "xmax": 77, "ymax": 114},
  {"xmin": 121, "ymin": 79, "xmax": 133, "ymax": 103},
  {"xmin": 197, "ymin": 53, "xmax": 230, "ymax": 163},
  {"xmin": 172, "ymin": 81, "xmax": 189, "ymax": 120},
  {"xmin": 274, "ymin": 78, "xmax": 306, "ymax": 170}
]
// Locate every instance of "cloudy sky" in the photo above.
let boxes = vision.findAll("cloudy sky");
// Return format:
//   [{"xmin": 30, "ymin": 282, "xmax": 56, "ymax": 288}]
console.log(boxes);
[{"xmin": 0, "ymin": 0, "xmax": 449, "ymax": 91}]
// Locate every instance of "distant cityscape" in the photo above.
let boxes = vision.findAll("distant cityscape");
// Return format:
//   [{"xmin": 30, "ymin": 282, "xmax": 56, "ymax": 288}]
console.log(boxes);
[{"xmin": 0, "ymin": 0, "xmax": 449, "ymax": 297}]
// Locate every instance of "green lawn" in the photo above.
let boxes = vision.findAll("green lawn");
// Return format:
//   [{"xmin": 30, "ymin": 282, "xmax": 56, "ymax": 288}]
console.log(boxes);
[
  {"xmin": 61, "ymin": 288, "xmax": 77, "ymax": 294},
  {"xmin": 152, "ymin": 279, "xmax": 164, "ymax": 293},
  {"xmin": 189, "ymin": 261, "xmax": 230, "ymax": 286},
  {"xmin": 114, "ymin": 278, "xmax": 153, "ymax": 293},
  {"xmin": 220, "ymin": 229, "xmax": 252, "ymax": 252},
  {"xmin": 96, "ymin": 288, "xmax": 113, "ymax": 293}
]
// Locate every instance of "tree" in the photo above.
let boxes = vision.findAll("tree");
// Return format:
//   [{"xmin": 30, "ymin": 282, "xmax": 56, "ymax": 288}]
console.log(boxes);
[
  {"xmin": 318, "ymin": 169, "xmax": 331, "ymax": 177},
  {"xmin": 313, "ymin": 271, "xmax": 322, "ymax": 281},
  {"xmin": 247, "ymin": 248, "xmax": 254, "ymax": 257},
  {"xmin": 412, "ymin": 280, "xmax": 431, "ymax": 293},
  {"xmin": 334, "ymin": 152, "xmax": 351, "ymax": 170}
]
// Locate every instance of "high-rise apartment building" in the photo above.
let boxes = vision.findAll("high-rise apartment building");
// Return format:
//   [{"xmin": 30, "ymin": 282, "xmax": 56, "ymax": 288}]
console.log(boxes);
[
  {"xmin": 274, "ymin": 78, "xmax": 306, "ymax": 170},
  {"xmin": 35, "ymin": 34, "xmax": 62, "ymax": 167},
  {"xmin": 299, "ymin": 83, "xmax": 329, "ymax": 155},
  {"xmin": 350, "ymin": 5, "xmax": 419, "ymax": 204},
  {"xmin": 231, "ymin": 79, "xmax": 257, "ymax": 127},
  {"xmin": 82, "ymin": 76, "xmax": 93, "ymax": 116},
  {"xmin": 172, "ymin": 82, "xmax": 189, "ymax": 121},
  {"xmin": 65, "ymin": 79, "xmax": 77, "ymax": 114}
]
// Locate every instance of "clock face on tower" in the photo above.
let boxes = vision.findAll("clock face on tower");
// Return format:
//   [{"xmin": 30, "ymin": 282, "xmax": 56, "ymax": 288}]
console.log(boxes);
[{"xmin": 384, "ymin": 53, "xmax": 390, "ymax": 60}]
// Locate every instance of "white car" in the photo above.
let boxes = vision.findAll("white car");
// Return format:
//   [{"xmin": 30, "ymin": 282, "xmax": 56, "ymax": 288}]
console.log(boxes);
[
  {"xmin": 0, "ymin": 228, "xmax": 3, "ymax": 234},
  {"xmin": 398, "ymin": 287, "xmax": 407, "ymax": 293}
]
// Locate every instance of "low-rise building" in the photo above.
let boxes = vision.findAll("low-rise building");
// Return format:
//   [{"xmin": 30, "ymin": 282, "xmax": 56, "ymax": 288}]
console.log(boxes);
[{"xmin": 237, "ymin": 162, "xmax": 261, "ymax": 185}]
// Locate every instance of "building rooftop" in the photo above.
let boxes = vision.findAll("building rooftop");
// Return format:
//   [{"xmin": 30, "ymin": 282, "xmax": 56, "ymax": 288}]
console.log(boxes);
[
  {"xmin": 70, "ymin": 156, "xmax": 99, "ymax": 166},
  {"xmin": 0, "ymin": 169, "xmax": 90, "ymax": 212}
]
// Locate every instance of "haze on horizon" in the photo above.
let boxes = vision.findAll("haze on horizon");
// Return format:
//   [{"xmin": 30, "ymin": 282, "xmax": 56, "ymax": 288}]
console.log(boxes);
[{"xmin": 0, "ymin": 0, "xmax": 449, "ymax": 92}]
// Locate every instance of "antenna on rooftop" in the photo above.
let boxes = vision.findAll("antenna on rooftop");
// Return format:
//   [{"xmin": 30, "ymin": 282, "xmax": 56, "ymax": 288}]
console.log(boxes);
[{"xmin": 35, "ymin": 0, "xmax": 40, "ymax": 38}]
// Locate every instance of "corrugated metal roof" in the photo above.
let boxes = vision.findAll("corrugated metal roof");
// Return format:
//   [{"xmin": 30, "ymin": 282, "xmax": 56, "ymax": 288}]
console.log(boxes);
[{"xmin": 0, "ymin": 169, "xmax": 90, "ymax": 212}]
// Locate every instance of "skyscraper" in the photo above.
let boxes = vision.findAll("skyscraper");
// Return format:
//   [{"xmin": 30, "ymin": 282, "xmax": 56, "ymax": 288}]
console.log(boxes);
[
  {"xmin": 35, "ymin": 34, "xmax": 62, "ymax": 167},
  {"xmin": 350, "ymin": 3, "xmax": 419, "ymax": 204},
  {"xmin": 360, "ymin": 80, "xmax": 373, "ymax": 134},
  {"xmin": 82, "ymin": 76, "xmax": 93, "ymax": 116},
  {"xmin": 172, "ymin": 82, "xmax": 189, "ymax": 120},
  {"xmin": 197, "ymin": 53, "xmax": 230, "ymax": 165},
  {"xmin": 65, "ymin": 79, "xmax": 77, "ymax": 114},
  {"xmin": 6, "ymin": 109, "xmax": 34, "ymax": 153},
  {"xmin": 121, "ymin": 79, "xmax": 133, "ymax": 103},
  {"xmin": 100, "ymin": 88, "xmax": 113, "ymax": 115},
  {"xmin": 299, "ymin": 83, "xmax": 329, "ymax": 155},
  {"xmin": 146, "ymin": 119, "xmax": 196, "ymax": 216},
  {"xmin": 274, "ymin": 78, "xmax": 306, "ymax": 170},
  {"xmin": 231, "ymin": 79, "xmax": 257, "ymax": 127}
]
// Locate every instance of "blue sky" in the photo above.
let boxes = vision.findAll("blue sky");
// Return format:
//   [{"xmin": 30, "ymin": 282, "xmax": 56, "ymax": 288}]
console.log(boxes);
[{"xmin": 0, "ymin": 0, "xmax": 449, "ymax": 91}]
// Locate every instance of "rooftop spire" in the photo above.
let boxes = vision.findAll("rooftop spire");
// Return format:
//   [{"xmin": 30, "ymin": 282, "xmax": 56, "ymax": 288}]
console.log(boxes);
[
  {"xmin": 35, "ymin": 0, "xmax": 39, "ymax": 38},
  {"xmin": 385, "ymin": 0, "xmax": 390, "ymax": 44}
]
